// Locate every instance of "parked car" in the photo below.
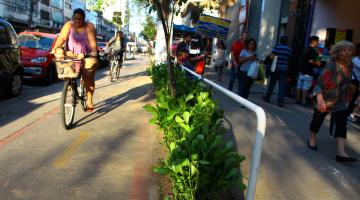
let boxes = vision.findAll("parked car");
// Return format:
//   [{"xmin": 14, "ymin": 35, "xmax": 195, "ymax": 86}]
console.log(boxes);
[
  {"xmin": 126, "ymin": 42, "xmax": 137, "ymax": 53},
  {"xmin": 97, "ymin": 41, "xmax": 106, "ymax": 52},
  {"xmin": 18, "ymin": 32, "xmax": 57, "ymax": 85},
  {"xmin": 137, "ymin": 45, "xmax": 148, "ymax": 53},
  {"xmin": 0, "ymin": 18, "xmax": 23, "ymax": 97}
]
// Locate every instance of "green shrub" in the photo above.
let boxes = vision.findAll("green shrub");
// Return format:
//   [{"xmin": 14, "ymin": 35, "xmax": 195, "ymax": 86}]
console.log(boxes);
[{"xmin": 145, "ymin": 63, "xmax": 246, "ymax": 199}]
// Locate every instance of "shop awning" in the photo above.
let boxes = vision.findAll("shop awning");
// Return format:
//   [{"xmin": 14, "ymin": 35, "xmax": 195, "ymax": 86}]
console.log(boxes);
[{"xmin": 173, "ymin": 24, "xmax": 196, "ymax": 33}]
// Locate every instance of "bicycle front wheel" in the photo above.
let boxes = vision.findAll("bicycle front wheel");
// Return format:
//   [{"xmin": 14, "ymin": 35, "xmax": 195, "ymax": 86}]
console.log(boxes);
[
  {"xmin": 109, "ymin": 61, "xmax": 115, "ymax": 82},
  {"xmin": 116, "ymin": 62, "xmax": 121, "ymax": 78},
  {"xmin": 79, "ymin": 80, "xmax": 87, "ymax": 111},
  {"xmin": 61, "ymin": 80, "xmax": 76, "ymax": 130}
]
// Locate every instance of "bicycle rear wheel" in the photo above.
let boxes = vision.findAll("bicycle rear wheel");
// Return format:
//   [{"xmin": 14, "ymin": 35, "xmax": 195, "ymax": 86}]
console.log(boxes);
[{"xmin": 61, "ymin": 80, "xmax": 76, "ymax": 130}]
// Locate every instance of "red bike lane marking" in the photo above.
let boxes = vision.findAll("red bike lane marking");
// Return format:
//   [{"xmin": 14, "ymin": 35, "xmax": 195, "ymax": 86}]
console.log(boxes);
[
  {"xmin": 128, "ymin": 116, "xmax": 154, "ymax": 200},
  {"xmin": 0, "ymin": 106, "xmax": 59, "ymax": 149}
]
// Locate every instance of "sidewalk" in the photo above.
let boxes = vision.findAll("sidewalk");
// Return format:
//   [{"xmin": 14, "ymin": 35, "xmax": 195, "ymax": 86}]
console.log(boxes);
[{"xmin": 204, "ymin": 67, "xmax": 360, "ymax": 200}]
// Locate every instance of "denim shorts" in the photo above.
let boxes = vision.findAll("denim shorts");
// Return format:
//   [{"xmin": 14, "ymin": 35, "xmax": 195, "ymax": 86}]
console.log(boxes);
[{"xmin": 297, "ymin": 73, "xmax": 313, "ymax": 90}]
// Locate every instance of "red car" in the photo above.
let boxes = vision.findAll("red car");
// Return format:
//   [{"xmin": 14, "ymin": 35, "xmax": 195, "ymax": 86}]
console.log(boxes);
[
  {"xmin": 18, "ymin": 32, "xmax": 58, "ymax": 85},
  {"xmin": 97, "ymin": 41, "xmax": 107, "ymax": 52}
]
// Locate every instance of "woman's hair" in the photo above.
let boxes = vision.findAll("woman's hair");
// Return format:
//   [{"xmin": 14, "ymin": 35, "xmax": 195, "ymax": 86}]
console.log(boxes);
[
  {"xmin": 330, "ymin": 40, "xmax": 354, "ymax": 61},
  {"xmin": 246, "ymin": 38, "xmax": 257, "ymax": 51},
  {"xmin": 73, "ymin": 8, "xmax": 86, "ymax": 20},
  {"xmin": 216, "ymin": 40, "xmax": 225, "ymax": 49}
]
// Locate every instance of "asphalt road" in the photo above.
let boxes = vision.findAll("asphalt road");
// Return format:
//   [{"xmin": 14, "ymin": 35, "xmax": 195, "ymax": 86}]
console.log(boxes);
[{"xmin": 0, "ymin": 55, "xmax": 160, "ymax": 200}]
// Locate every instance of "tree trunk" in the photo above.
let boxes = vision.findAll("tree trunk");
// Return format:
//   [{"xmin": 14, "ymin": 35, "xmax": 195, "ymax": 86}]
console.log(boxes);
[
  {"xmin": 155, "ymin": 0, "xmax": 176, "ymax": 97},
  {"xmin": 165, "ymin": 34, "xmax": 176, "ymax": 97}
]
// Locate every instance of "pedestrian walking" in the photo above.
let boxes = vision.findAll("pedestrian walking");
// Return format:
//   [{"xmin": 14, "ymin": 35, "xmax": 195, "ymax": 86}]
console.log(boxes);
[
  {"xmin": 263, "ymin": 36, "xmax": 293, "ymax": 107},
  {"xmin": 296, "ymin": 36, "xmax": 321, "ymax": 105},
  {"xmin": 238, "ymin": 38, "xmax": 257, "ymax": 99},
  {"xmin": 228, "ymin": 32, "xmax": 248, "ymax": 91},
  {"xmin": 307, "ymin": 40, "xmax": 357, "ymax": 162},
  {"xmin": 347, "ymin": 44, "xmax": 360, "ymax": 122},
  {"xmin": 211, "ymin": 40, "xmax": 227, "ymax": 81}
]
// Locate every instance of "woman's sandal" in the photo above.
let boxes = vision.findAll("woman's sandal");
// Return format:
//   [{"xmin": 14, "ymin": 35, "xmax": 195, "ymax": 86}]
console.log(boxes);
[{"xmin": 86, "ymin": 106, "xmax": 94, "ymax": 112}]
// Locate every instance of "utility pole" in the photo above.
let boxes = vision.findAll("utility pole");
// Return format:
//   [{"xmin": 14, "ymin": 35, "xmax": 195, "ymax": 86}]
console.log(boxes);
[{"xmin": 28, "ymin": 0, "xmax": 34, "ymax": 29}]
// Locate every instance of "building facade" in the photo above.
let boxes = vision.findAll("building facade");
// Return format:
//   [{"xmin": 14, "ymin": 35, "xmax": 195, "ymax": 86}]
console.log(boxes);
[
  {"xmin": 0, "ymin": 0, "xmax": 117, "ymax": 37},
  {"xmin": 64, "ymin": 0, "xmax": 72, "ymax": 22},
  {"xmin": 0, "ymin": 0, "xmax": 53, "ymax": 32},
  {"xmin": 102, "ymin": 0, "xmax": 129, "ymax": 34}
]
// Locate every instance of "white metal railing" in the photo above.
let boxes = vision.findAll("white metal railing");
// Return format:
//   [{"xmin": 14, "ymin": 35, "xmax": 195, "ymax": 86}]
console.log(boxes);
[{"xmin": 180, "ymin": 66, "xmax": 266, "ymax": 200}]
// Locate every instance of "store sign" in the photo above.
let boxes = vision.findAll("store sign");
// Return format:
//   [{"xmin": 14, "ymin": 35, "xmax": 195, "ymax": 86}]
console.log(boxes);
[
  {"xmin": 197, "ymin": 14, "xmax": 231, "ymax": 39},
  {"xmin": 335, "ymin": 29, "xmax": 346, "ymax": 43}
]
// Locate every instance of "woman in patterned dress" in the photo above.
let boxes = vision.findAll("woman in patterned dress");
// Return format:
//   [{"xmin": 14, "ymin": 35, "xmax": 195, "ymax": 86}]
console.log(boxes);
[{"xmin": 307, "ymin": 40, "xmax": 357, "ymax": 162}]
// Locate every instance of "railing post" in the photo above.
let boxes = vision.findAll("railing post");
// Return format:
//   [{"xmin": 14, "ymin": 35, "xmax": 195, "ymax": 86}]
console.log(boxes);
[{"xmin": 180, "ymin": 66, "xmax": 266, "ymax": 200}]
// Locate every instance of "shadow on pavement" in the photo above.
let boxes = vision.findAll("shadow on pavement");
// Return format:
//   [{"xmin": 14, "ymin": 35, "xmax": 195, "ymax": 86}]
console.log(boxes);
[
  {"xmin": 0, "ymin": 68, "xmax": 141, "ymax": 130},
  {"xmin": 223, "ymin": 116, "xmax": 246, "ymax": 200},
  {"xmin": 68, "ymin": 129, "xmax": 134, "ymax": 187},
  {"xmin": 74, "ymin": 83, "xmax": 153, "ymax": 128},
  {"xmin": 206, "ymin": 68, "xmax": 360, "ymax": 199}
]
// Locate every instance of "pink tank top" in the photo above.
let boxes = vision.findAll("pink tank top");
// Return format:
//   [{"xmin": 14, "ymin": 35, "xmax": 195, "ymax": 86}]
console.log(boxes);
[{"xmin": 67, "ymin": 24, "xmax": 90, "ymax": 55}]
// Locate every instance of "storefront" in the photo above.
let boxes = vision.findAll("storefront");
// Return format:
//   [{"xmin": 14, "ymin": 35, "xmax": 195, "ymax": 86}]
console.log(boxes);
[{"xmin": 310, "ymin": 0, "xmax": 360, "ymax": 46}]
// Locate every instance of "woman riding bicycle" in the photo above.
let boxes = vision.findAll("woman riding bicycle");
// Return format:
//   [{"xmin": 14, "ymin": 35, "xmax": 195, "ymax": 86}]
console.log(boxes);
[
  {"xmin": 106, "ymin": 31, "xmax": 126, "ymax": 63},
  {"xmin": 51, "ymin": 8, "xmax": 98, "ymax": 112}
]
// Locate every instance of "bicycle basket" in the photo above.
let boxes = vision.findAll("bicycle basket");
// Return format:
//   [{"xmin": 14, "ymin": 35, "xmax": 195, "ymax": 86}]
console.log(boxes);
[{"xmin": 55, "ymin": 59, "xmax": 81, "ymax": 79}]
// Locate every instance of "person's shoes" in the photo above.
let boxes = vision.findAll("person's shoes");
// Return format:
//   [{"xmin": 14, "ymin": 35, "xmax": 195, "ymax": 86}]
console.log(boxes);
[
  {"xmin": 307, "ymin": 140, "xmax": 318, "ymax": 151},
  {"xmin": 348, "ymin": 114, "xmax": 358, "ymax": 122},
  {"xmin": 262, "ymin": 95, "xmax": 270, "ymax": 103},
  {"xmin": 336, "ymin": 155, "xmax": 357, "ymax": 162}
]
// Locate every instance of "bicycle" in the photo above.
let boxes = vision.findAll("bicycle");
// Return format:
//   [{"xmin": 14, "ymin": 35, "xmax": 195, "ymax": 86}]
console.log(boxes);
[
  {"xmin": 106, "ymin": 47, "xmax": 123, "ymax": 82},
  {"xmin": 55, "ymin": 58, "xmax": 88, "ymax": 130}
]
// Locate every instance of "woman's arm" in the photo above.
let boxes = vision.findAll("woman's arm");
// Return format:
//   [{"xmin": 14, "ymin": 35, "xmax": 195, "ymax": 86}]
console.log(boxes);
[
  {"xmin": 51, "ymin": 21, "xmax": 72, "ymax": 53},
  {"xmin": 238, "ymin": 50, "xmax": 255, "ymax": 64},
  {"xmin": 106, "ymin": 36, "xmax": 116, "ymax": 48},
  {"xmin": 86, "ymin": 22, "xmax": 98, "ymax": 57},
  {"xmin": 313, "ymin": 65, "xmax": 335, "ymax": 112},
  {"xmin": 189, "ymin": 52, "xmax": 208, "ymax": 63}
]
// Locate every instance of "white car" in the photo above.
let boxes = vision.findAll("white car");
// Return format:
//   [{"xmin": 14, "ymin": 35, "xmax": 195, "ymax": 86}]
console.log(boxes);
[
  {"xmin": 138, "ymin": 45, "xmax": 148, "ymax": 53},
  {"xmin": 126, "ymin": 42, "xmax": 137, "ymax": 53}
]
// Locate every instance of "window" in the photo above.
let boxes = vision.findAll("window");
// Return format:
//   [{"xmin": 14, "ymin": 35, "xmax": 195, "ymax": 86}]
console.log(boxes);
[
  {"xmin": 18, "ymin": 34, "xmax": 54, "ymax": 51},
  {"xmin": 65, "ymin": 2, "xmax": 71, "ymax": 9},
  {"xmin": 41, "ymin": 0, "xmax": 50, "ymax": 6},
  {"xmin": 41, "ymin": 11, "xmax": 50, "ymax": 20},
  {"xmin": 0, "ymin": 25, "xmax": 9, "ymax": 46}
]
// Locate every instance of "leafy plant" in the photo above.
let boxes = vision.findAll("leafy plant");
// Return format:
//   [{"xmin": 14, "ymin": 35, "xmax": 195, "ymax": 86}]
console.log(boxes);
[{"xmin": 145, "ymin": 63, "xmax": 246, "ymax": 199}]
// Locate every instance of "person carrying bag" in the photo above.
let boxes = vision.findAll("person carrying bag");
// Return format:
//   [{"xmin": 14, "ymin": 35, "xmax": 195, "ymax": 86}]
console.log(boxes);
[{"xmin": 238, "ymin": 38, "xmax": 257, "ymax": 99}]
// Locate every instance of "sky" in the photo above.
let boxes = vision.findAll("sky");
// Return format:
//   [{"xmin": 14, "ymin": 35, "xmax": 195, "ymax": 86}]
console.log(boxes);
[
  {"xmin": 128, "ymin": 0, "xmax": 145, "ymax": 35},
  {"xmin": 128, "ymin": 0, "xmax": 156, "ymax": 35}
]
